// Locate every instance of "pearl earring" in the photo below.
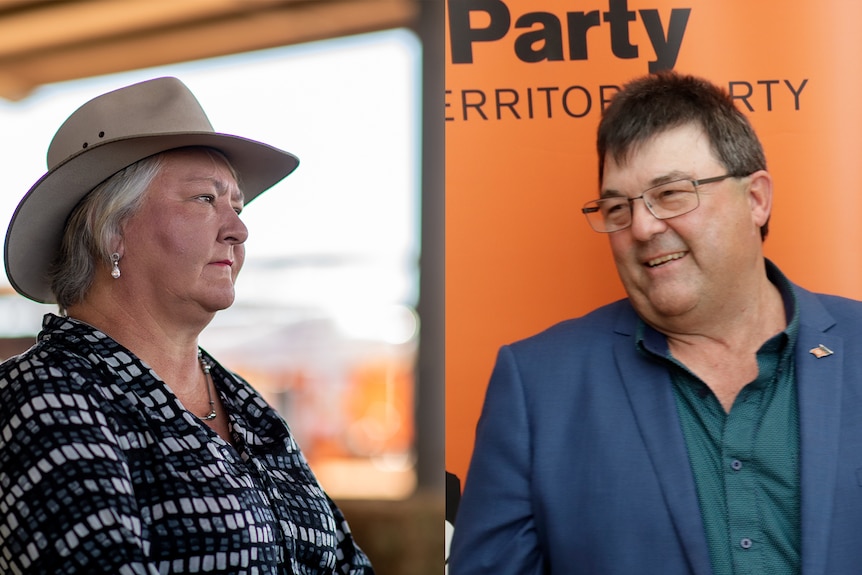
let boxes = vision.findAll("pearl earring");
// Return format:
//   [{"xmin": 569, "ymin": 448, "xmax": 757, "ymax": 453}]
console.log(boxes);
[{"xmin": 110, "ymin": 253, "xmax": 121, "ymax": 279}]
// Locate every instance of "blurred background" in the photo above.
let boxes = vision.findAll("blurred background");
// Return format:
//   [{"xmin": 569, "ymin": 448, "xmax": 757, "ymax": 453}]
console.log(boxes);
[{"xmin": 0, "ymin": 1, "xmax": 443, "ymax": 573}]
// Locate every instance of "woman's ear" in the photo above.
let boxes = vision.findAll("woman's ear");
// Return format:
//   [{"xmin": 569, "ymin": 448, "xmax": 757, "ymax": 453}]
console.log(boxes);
[{"xmin": 109, "ymin": 230, "xmax": 125, "ymax": 261}]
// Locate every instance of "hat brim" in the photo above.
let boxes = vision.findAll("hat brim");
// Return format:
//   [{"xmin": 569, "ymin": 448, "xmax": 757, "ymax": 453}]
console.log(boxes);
[{"xmin": 4, "ymin": 132, "xmax": 299, "ymax": 304}]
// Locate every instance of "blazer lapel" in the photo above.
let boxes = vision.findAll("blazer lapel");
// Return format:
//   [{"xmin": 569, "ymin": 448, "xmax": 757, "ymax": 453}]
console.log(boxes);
[
  {"xmin": 613, "ymin": 308, "xmax": 714, "ymax": 575},
  {"xmin": 795, "ymin": 290, "xmax": 842, "ymax": 575}
]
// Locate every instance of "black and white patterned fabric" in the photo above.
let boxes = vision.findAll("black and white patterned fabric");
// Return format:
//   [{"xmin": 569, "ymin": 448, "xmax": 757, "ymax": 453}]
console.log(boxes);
[{"xmin": 0, "ymin": 314, "xmax": 374, "ymax": 574}]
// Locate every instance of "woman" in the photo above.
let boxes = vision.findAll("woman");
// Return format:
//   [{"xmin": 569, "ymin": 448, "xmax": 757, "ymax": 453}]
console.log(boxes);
[{"xmin": 0, "ymin": 77, "xmax": 374, "ymax": 574}]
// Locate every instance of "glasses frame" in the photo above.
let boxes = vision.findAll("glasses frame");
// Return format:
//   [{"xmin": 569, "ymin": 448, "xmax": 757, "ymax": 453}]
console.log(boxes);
[{"xmin": 581, "ymin": 174, "xmax": 737, "ymax": 233}]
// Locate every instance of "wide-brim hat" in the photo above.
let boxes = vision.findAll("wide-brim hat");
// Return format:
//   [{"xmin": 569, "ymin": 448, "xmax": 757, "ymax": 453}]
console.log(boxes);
[{"xmin": 4, "ymin": 76, "xmax": 299, "ymax": 304}]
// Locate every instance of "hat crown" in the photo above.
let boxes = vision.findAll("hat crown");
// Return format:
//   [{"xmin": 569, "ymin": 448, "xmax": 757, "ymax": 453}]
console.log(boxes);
[{"xmin": 47, "ymin": 77, "xmax": 214, "ymax": 169}]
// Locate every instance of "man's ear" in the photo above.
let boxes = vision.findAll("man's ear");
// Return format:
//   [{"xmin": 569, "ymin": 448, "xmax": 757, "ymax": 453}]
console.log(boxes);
[{"xmin": 746, "ymin": 170, "xmax": 773, "ymax": 229}]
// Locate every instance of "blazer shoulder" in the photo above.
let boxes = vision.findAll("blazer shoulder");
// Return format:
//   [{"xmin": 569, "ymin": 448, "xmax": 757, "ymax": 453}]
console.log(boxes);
[
  {"xmin": 506, "ymin": 298, "xmax": 634, "ymax": 356},
  {"xmin": 807, "ymin": 289, "xmax": 862, "ymax": 315},
  {"xmin": 796, "ymin": 284, "xmax": 862, "ymax": 332}
]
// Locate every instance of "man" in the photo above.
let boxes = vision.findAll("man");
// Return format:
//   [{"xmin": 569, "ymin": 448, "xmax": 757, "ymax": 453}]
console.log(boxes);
[{"xmin": 448, "ymin": 72, "xmax": 862, "ymax": 575}]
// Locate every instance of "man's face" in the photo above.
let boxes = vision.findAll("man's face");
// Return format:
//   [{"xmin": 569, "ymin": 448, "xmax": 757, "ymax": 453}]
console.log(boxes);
[{"xmin": 601, "ymin": 123, "xmax": 770, "ymax": 329}]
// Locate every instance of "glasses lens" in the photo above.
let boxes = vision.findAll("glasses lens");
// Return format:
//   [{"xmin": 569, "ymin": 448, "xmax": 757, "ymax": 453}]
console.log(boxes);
[
  {"xmin": 583, "ymin": 198, "xmax": 630, "ymax": 232},
  {"xmin": 644, "ymin": 180, "xmax": 699, "ymax": 219}
]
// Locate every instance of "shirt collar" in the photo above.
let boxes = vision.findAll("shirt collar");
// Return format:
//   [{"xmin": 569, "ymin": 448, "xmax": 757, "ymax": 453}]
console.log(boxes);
[{"xmin": 37, "ymin": 313, "xmax": 291, "ymax": 454}]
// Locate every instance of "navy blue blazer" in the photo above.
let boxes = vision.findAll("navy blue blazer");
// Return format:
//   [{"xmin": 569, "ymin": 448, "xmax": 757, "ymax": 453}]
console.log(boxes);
[{"xmin": 449, "ymin": 281, "xmax": 862, "ymax": 575}]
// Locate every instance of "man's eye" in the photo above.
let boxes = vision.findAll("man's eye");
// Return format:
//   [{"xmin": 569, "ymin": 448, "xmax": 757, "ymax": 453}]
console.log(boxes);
[{"xmin": 601, "ymin": 201, "xmax": 627, "ymax": 216}]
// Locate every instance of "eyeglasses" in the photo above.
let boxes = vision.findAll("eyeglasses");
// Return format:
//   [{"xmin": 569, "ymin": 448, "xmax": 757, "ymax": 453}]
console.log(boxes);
[{"xmin": 581, "ymin": 174, "xmax": 737, "ymax": 233}]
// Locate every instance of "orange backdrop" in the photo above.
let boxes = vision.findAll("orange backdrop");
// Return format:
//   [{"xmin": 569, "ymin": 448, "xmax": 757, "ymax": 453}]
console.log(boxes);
[{"xmin": 445, "ymin": 0, "xmax": 862, "ymax": 483}]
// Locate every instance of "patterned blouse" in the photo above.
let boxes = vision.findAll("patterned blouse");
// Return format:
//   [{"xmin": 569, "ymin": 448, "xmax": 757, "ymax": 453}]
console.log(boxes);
[{"xmin": 0, "ymin": 314, "xmax": 374, "ymax": 574}]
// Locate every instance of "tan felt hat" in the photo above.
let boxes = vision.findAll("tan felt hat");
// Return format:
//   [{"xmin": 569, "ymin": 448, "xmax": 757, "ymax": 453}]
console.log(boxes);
[{"xmin": 4, "ymin": 76, "xmax": 299, "ymax": 304}]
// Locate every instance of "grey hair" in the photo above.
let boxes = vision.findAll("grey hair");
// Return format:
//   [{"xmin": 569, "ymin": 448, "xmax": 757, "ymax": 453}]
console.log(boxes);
[{"xmin": 49, "ymin": 154, "xmax": 164, "ymax": 313}]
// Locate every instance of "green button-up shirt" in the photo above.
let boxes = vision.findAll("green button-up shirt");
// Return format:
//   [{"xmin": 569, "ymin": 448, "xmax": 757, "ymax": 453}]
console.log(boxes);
[{"xmin": 637, "ymin": 266, "xmax": 800, "ymax": 575}]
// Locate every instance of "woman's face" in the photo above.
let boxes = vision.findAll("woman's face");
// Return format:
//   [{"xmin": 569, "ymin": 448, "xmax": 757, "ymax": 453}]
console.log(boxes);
[{"xmin": 119, "ymin": 148, "xmax": 248, "ymax": 321}]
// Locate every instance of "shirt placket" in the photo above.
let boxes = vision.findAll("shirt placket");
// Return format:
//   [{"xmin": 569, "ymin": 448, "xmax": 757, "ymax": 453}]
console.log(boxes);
[{"xmin": 723, "ymin": 382, "xmax": 764, "ymax": 575}]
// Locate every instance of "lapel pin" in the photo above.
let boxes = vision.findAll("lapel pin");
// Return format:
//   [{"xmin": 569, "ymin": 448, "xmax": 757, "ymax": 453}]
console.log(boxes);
[{"xmin": 809, "ymin": 344, "xmax": 834, "ymax": 359}]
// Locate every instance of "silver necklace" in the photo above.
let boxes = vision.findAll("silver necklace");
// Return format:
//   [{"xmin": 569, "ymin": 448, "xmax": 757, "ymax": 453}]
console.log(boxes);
[{"xmin": 197, "ymin": 350, "xmax": 217, "ymax": 421}]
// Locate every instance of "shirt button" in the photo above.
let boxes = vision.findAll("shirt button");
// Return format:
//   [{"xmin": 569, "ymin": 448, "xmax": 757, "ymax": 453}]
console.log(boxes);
[
  {"xmin": 731, "ymin": 459, "xmax": 743, "ymax": 471},
  {"xmin": 740, "ymin": 538, "xmax": 753, "ymax": 549}
]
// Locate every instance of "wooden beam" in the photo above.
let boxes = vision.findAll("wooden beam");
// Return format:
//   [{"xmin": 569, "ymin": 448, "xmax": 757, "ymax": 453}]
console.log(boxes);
[
  {"xmin": 0, "ymin": 0, "xmax": 257, "ymax": 58},
  {"xmin": 0, "ymin": 0, "xmax": 417, "ymax": 100}
]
